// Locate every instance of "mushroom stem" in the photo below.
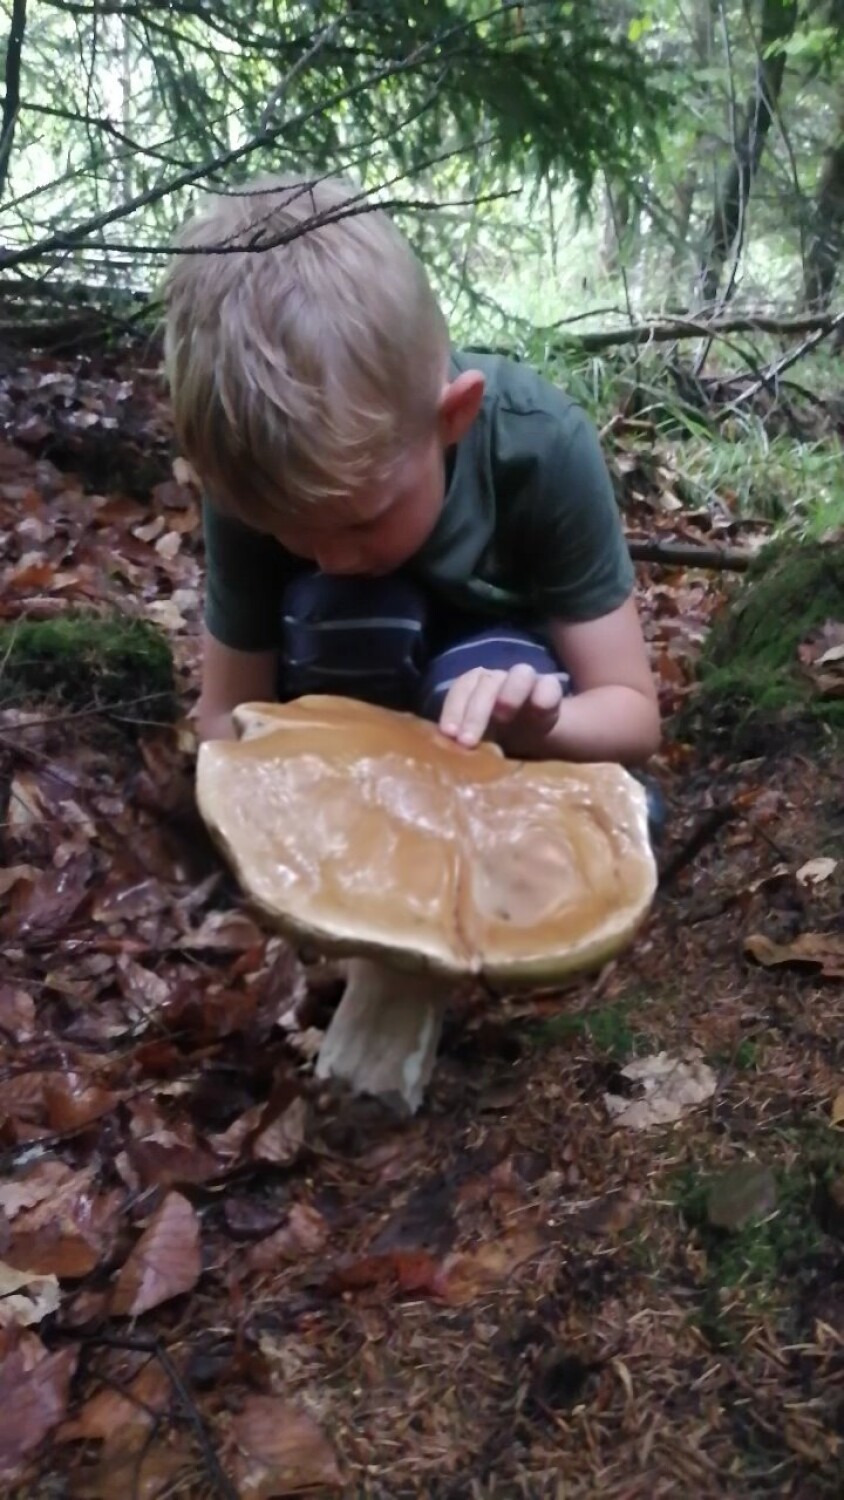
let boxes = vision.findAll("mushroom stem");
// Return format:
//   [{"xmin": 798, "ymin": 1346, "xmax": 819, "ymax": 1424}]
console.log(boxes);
[{"xmin": 314, "ymin": 957, "xmax": 451, "ymax": 1116}]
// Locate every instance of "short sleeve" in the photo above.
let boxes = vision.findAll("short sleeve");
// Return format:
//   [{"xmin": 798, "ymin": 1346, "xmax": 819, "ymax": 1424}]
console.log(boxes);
[
  {"xmin": 202, "ymin": 499, "xmax": 294, "ymax": 651},
  {"xmin": 526, "ymin": 409, "xmax": 635, "ymax": 621}
]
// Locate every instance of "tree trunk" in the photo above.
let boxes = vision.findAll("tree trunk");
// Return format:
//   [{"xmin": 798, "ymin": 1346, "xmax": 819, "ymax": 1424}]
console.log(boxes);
[
  {"xmin": 804, "ymin": 102, "xmax": 844, "ymax": 309},
  {"xmin": 0, "ymin": 0, "xmax": 26, "ymax": 204},
  {"xmin": 601, "ymin": 180, "xmax": 637, "ymax": 275},
  {"xmin": 697, "ymin": 0, "xmax": 797, "ymax": 306}
]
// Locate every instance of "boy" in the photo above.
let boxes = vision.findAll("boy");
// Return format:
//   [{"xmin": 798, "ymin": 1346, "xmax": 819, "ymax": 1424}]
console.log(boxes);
[{"xmin": 163, "ymin": 173, "xmax": 661, "ymax": 773}]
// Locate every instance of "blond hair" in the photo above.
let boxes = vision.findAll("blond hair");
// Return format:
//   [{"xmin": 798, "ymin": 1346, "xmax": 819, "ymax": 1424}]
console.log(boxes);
[{"xmin": 162, "ymin": 172, "xmax": 448, "ymax": 522}]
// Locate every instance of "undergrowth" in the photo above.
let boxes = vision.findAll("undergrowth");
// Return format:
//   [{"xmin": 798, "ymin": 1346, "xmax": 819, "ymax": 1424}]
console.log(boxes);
[{"xmin": 0, "ymin": 612, "xmax": 176, "ymax": 719}]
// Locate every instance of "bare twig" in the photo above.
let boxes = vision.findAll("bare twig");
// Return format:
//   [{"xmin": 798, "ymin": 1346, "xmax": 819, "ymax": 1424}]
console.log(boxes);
[
  {"xmin": 63, "ymin": 1331, "xmax": 239, "ymax": 1500},
  {"xmin": 628, "ymin": 541, "xmax": 755, "ymax": 573},
  {"xmin": 659, "ymin": 804, "xmax": 739, "ymax": 888}
]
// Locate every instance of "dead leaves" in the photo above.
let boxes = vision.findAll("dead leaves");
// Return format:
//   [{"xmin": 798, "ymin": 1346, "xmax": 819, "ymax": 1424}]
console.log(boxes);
[
  {"xmin": 745, "ymin": 931, "xmax": 844, "ymax": 980},
  {"xmin": 0, "ymin": 1330, "xmax": 78, "ymax": 1478},
  {"xmin": 232, "ymin": 1395, "xmax": 342, "ymax": 1496},
  {"xmin": 0, "ymin": 1263, "xmax": 61, "ymax": 1327},
  {"xmin": 111, "ymin": 1193, "xmax": 201, "ymax": 1317},
  {"xmin": 604, "ymin": 1051, "xmax": 717, "ymax": 1129}
]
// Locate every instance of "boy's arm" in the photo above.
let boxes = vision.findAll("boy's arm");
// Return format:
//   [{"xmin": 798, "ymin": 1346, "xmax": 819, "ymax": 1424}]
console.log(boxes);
[
  {"xmin": 197, "ymin": 628, "xmax": 279, "ymax": 742},
  {"xmin": 524, "ymin": 597, "xmax": 659, "ymax": 763},
  {"xmin": 439, "ymin": 597, "xmax": 660, "ymax": 765}
]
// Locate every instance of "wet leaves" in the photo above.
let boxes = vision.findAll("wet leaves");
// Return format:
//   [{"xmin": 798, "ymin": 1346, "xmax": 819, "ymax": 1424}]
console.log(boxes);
[
  {"xmin": 0, "ymin": 1331, "xmax": 78, "ymax": 1478},
  {"xmin": 232, "ymin": 1395, "xmax": 342, "ymax": 1496},
  {"xmin": 111, "ymin": 1193, "xmax": 201, "ymax": 1317}
]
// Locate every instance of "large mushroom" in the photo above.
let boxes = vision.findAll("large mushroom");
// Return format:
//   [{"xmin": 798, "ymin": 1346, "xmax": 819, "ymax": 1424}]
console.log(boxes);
[{"xmin": 196, "ymin": 697, "xmax": 657, "ymax": 1114}]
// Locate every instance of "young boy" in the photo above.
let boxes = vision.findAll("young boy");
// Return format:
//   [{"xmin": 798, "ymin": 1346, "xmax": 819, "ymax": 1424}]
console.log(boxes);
[{"xmin": 163, "ymin": 172, "xmax": 661, "ymax": 773}]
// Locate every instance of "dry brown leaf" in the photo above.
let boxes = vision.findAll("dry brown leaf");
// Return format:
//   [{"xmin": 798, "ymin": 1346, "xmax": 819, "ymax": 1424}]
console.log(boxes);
[
  {"xmin": 43, "ymin": 1072, "xmax": 119, "ymax": 1131},
  {"xmin": 232, "ymin": 1395, "xmax": 341, "ymax": 1497},
  {"xmin": 0, "ymin": 1159, "xmax": 74, "ymax": 1220},
  {"xmin": 68, "ymin": 1427, "xmax": 195, "ymax": 1499},
  {"xmin": 831, "ymin": 1091, "xmax": 844, "ymax": 1128},
  {"xmin": 58, "ymin": 1361, "xmax": 170, "ymax": 1443},
  {"xmin": 745, "ymin": 931, "xmax": 844, "ymax": 979},
  {"xmin": 180, "ymin": 909, "xmax": 265, "ymax": 951},
  {"xmin": 0, "ymin": 1331, "xmax": 77, "ymax": 1478},
  {"xmin": 434, "ymin": 1229, "xmax": 544, "ymax": 1306},
  {"xmin": 604, "ymin": 1051, "xmax": 717, "ymax": 1129},
  {"xmin": 0, "ymin": 983, "xmax": 36, "ymax": 1040},
  {"xmin": 246, "ymin": 1204, "xmax": 329, "ymax": 1273},
  {"xmin": 251, "ymin": 1097, "xmax": 308, "ymax": 1167},
  {"xmin": 111, "ymin": 1192, "xmax": 201, "ymax": 1317},
  {"xmin": 0, "ymin": 1262, "xmax": 61, "ymax": 1327},
  {"xmin": 5, "ymin": 1167, "xmax": 119, "ymax": 1279}
]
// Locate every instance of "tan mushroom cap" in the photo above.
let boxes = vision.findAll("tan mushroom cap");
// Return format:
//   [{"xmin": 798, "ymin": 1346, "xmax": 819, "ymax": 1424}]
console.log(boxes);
[{"xmin": 196, "ymin": 696, "xmax": 657, "ymax": 985}]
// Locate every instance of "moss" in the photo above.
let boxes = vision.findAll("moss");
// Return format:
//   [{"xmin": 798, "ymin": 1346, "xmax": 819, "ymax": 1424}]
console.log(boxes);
[
  {"xmin": 530, "ymin": 1001, "xmax": 646, "ymax": 1060},
  {"xmin": 680, "ymin": 539, "xmax": 844, "ymax": 752},
  {"xmin": 0, "ymin": 612, "xmax": 177, "ymax": 719}
]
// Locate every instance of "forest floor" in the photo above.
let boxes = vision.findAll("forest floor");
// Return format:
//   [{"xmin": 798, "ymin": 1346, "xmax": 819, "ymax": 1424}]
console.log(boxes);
[{"xmin": 1, "ymin": 350, "xmax": 843, "ymax": 1498}]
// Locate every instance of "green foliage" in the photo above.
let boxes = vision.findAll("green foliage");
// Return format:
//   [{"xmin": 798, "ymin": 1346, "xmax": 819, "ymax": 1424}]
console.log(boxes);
[
  {"xmin": 531, "ymin": 1000, "xmax": 646, "ymax": 1060},
  {"xmin": 0, "ymin": 613, "xmax": 176, "ymax": 718},
  {"xmin": 2, "ymin": 0, "xmax": 668, "ymax": 283},
  {"xmin": 683, "ymin": 539, "xmax": 844, "ymax": 750},
  {"xmin": 674, "ymin": 1160, "xmax": 821, "ymax": 1318}
]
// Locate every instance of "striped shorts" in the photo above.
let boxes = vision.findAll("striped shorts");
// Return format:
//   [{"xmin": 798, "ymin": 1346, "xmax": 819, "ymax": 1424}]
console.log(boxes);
[{"xmin": 279, "ymin": 572, "xmax": 571, "ymax": 721}]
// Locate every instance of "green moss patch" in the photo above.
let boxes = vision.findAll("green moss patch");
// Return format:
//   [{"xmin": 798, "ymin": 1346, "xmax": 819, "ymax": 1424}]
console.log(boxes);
[
  {"xmin": 0, "ymin": 612, "xmax": 177, "ymax": 718},
  {"xmin": 682, "ymin": 539, "xmax": 844, "ymax": 752}
]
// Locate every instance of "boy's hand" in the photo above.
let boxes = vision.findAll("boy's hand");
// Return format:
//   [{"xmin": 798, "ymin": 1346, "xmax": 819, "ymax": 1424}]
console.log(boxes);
[{"xmin": 438, "ymin": 664, "xmax": 564, "ymax": 749}]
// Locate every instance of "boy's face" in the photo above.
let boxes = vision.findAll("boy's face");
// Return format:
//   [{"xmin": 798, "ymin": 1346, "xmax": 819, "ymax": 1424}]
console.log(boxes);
[
  {"xmin": 270, "ymin": 437, "xmax": 446, "ymax": 577},
  {"xmin": 267, "ymin": 369, "xmax": 485, "ymax": 578}
]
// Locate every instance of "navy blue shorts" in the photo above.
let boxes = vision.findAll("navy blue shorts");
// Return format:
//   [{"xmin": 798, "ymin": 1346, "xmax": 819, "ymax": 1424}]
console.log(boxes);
[{"xmin": 279, "ymin": 572, "xmax": 571, "ymax": 720}]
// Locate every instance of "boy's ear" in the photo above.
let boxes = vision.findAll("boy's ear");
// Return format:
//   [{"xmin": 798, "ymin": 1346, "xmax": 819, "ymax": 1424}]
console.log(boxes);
[{"xmin": 437, "ymin": 369, "xmax": 485, "ymax": 447}]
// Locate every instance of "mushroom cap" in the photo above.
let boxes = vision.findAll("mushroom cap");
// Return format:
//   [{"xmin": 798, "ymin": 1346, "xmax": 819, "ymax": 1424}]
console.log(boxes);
[{"xmin": 196, "ymin": 696, "xmax": 657, "ymax": 985}]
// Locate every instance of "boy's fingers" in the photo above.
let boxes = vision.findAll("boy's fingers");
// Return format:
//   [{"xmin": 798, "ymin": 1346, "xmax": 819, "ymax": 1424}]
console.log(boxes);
[
  {"xmin": 490, "ymin": 663, "xmax": 537, "ymax": 721},
  {"xmin": 528, "ymin": 673, "xmax": 564, "ymax": 715},
  {"xmin": 456, "ymin": 670, "xmax": 509, "ymax": 745},
  {"xmin": 439, "ymin": 675, "xmax": 477, "ymax": 736}
]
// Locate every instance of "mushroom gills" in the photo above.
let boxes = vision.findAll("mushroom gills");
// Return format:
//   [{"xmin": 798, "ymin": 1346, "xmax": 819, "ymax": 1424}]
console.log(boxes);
[{"xmin": 314, "ymin": 957, "xmax": 450, "ymax": 1116}]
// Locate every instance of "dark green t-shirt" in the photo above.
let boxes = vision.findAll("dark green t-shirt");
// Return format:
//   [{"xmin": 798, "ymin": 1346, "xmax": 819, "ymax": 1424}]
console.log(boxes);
[{"xmin": 202, "ymin": 349, "xmax": 634, "ymax": 651}]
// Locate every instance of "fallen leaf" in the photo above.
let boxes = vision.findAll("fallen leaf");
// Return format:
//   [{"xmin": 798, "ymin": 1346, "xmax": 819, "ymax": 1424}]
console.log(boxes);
[
  {"xmin": 0, "ymin": 1262, "xmax": 61, "ymax": 1327},
  {"xmin": 232, "ymin": 1395, "xmax": 342, "ymax": 1497},
  {"xmin": 68, "ymin": 1428, "xmax": 194, "ymax": 1499},
  {"xmin": 252, "ymin": 1097, "xmax": 308, "ymax": 1167},
  {"xmin": 0, "ymin": 864, "xmax": 38, "ymax": 898},
  {"xmin": 0, "ymin": 983, "xmax": 36, "ymax": 1039},
  {"xmin": 706, "ymin": 1164, "xmax": 777, "ymax": 1231},
  {"xmin": 745, "ymin": 931, "xmax": 844, "ymax": 979},
  {"xmin": 434, "ymin": 1228, "xmax": 544, "ymax": 1305},
  {"xmin": 6, "ymin": 1168, "xmax": 120, "ymax": 1279},
  {"xmin": 245, "ymin": 1204, "xmax": 329, "ymax": 1271},
  {"xmin": 604, "ymin": 1051, "xmax": 717, "ymax": 1129},
  {"xmin": 58, "ymin": 1361, "xmax": 170, "ymax": 1442},
  {"xmin": 111, "ymin": 1192, "xmax": 201, "ymax": 1317},
  {"xmin": 0, "ymin": 1160, "xmax": 75, "ymax": 1220},
  {"xmin": 796, "ymin": 856, "xmax": 838, "ymax": 886},
  {"xmin": 43, "ymin": 1072, "xmax": 119, "ymax": 1131},
  {"xmin": 831, "ymin": 1091, "xmax": 844, "ymax": 1128},
  {"xmin": 180, "ymin": 909, "xmax": 265, "ymax": 951},
  {"xmin": 0, "ymin": 1330, "xmax": 77, "ymax": 1477}
]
